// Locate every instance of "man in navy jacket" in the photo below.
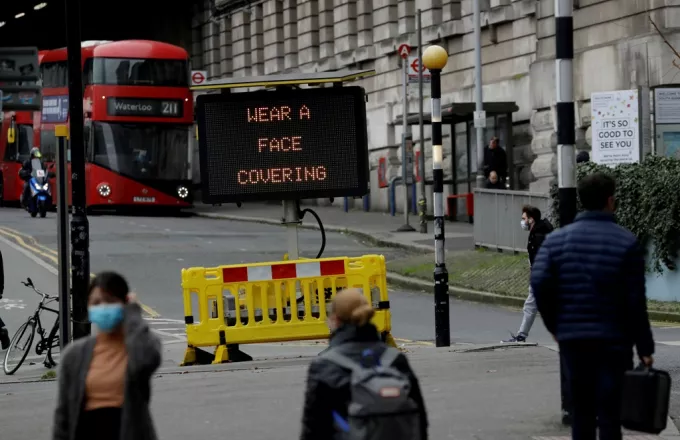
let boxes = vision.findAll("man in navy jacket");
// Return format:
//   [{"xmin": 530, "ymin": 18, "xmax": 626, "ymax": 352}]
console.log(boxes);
[{"xmin": 531, "ymin": 172, "xmax": 654, "ymax": 440}]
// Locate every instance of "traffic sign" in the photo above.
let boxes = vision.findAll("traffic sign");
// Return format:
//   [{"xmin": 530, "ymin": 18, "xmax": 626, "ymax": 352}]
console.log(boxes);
[
  {"xmin": 196, "ymin": 86, "xmax": 369, "ymax": 204},
  {"xmin": 398, "ymin": 44, "xmax": 411, "ymax": 59},
  {"xmin": 191, "ymin": 70, "xmax": 208, "ymax": 86},
  {"xmin": 407, "ymin": 56, "xmax": 431, "ymax": 84}
]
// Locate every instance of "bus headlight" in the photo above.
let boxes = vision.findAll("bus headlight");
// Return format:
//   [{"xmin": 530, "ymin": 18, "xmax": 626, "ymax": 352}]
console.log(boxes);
[
  {"xmin": 97, "ymin": 183, "xmax": 111, "ymax": 198},
  {"xmin": 177, "ymin": 186, "xmax": 189, "ymax": 199}
]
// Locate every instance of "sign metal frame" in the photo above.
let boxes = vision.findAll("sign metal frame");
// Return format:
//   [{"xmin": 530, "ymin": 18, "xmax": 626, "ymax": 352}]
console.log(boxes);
[{"xmin": 196, "ymin": 86, "xmax": 370, "ymax": 204}]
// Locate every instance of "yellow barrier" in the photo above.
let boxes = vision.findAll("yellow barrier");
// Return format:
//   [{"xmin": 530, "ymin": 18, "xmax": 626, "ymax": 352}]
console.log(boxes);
[{"xmin": 181, "ymin": 254, "xmax": 394, "ymax": 365}]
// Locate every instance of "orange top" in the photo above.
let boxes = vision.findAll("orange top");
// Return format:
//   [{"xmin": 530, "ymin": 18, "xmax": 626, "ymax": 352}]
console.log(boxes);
[{"xmin": 84, "ymin": 332, "xmax": 128, "ymax": 411}]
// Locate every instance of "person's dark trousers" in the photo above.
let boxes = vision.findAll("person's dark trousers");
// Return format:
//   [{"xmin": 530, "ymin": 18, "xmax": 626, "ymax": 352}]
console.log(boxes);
[
  {"xmin": 560, "ymin": 350, "xmax": 573, "ymax": 423},
  {"xmin": 560, "ymin": 340, "xmax": 633, "ymax": 440},
  {"xmin": 0, "ymin": 316, "xmax": 4, "ymax": 327}
]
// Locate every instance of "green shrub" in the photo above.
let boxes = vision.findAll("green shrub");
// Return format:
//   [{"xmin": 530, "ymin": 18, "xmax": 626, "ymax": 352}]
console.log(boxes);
[{"xmin": 549, "ymin": 156, "xmax": 680, "ymax": 273}]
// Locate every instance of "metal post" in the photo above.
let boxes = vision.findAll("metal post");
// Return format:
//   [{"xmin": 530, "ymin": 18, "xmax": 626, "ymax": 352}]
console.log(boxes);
[
  {"xmin": 422, "ymin": 46, "xmax": 450, "ymax": 348},
  {"xmin": 473, "ymin": 0, "xmax": 486, "ymax": 189},
  {"xmin": 55, "ymin": 130, "xmax": 71, "ymax": 348},
  {"xmin": 556, "ymin": 0, "xmax": 576, "ymax": 423},
  {"xmin": 65, "ymin": 0, "xmax": 91, "ymax": 339},
  {"xmin": 417, "ymin": 9, "xmax": 427, "ymax": 234},
  {"xmin": 283, "ymin": 200, "xmax": 300, "ymax": 260},
  {"xmin": 398, "ymin": 57, "xmax": 415, "ymax": 232}
]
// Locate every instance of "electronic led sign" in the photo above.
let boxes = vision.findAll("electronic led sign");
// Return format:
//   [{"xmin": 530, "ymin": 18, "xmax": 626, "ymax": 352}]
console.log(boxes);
[{"xmin": 196, "ymin": 86, "xmax": 369, "ymax": 203}]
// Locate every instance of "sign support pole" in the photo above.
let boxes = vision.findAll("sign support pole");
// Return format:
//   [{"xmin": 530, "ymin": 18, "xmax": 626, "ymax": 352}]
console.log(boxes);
[
  {"xmin": 283, "ymin": 200, "xmax": 300, "ymax": 260},
  {"xmin": 417, "ymin": 9, "xmax": 427, "ymax": 234},
  {"xmin": 65, "ymin": 0, "xmax": 91, "ymax": 339},
  {"xmin": 473, "ymin": 0, "xmax": 487, "ymax": 189},
  {"xmin": 399, "ymin": 53, "xmax": 415, "ymax": 232},
  {"xmin": 55, "ymin": 128, "xmax": 71, "ymax": 349}
]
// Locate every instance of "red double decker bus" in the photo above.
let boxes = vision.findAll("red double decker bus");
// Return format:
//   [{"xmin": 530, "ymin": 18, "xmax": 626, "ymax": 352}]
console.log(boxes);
[
  {"xmin": 37, "ymin": 40, "xmax": 194, "ymax": 209},
  {"xmin": 0, "ymin": 51, "xmax": 46, "ymax": 206}
]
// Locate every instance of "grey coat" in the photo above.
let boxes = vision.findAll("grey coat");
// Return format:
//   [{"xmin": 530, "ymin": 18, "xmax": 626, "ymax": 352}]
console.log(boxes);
[{"xmin": 52, "ymin": 302, "xmax": 162, "ymax": 440}]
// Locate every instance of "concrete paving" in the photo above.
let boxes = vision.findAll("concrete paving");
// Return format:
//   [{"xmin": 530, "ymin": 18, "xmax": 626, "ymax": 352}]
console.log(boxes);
[{"xmin": 1, "ymin": 345, "xmax": 678, "ymax": 440}]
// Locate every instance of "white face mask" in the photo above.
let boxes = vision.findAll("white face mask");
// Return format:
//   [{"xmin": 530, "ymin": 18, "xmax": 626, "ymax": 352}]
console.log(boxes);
[{"xmin": 521, "ymin": 220, "xmax": 529, "ymax": 231}]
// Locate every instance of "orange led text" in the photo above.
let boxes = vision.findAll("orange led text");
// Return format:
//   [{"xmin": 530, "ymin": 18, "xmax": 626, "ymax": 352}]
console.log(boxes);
[
  {"xmin": 238, "ymin": 166, "xmax": 328, "ymax": 185},
  {"xmin": 247, "ymin": 105, "xmax": 311, "ymax": 122},
  {"xmin": 258, "ymin": 136, "xmax": 303, "ymax": 152}
]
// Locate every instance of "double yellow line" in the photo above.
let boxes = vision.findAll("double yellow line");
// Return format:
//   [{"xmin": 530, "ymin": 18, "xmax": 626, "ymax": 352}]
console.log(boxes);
[{"xmin": 0, "ymin": 225, "xmax": 160, "ymax": 318}]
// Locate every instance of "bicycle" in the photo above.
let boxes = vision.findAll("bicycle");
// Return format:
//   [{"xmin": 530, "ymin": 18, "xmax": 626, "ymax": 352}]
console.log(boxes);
[{"xmin": 3, "ymin": 277, "xmax": 61, "ymax": 375}]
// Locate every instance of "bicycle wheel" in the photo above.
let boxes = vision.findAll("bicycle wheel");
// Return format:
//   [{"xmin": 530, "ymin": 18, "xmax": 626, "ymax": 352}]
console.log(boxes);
[
  {"xmin": 3, "ymin": 320, "xmax": 36, "ymax": 375},
  {"xmin": 46, "ymin": 320, "xmax": 60, "ymax": 367}
]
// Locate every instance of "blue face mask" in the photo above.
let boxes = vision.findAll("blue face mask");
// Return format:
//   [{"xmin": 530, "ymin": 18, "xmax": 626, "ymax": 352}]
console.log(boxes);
[{"xmin": 88, "ymin": 304, "xmax": 124, "ymax": 332}]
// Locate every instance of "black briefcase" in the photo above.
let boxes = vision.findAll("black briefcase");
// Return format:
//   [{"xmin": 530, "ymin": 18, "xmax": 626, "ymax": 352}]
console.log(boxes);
[{"xmin": 621, "ymin": 364, "xmax": 671, "ymax": 434}]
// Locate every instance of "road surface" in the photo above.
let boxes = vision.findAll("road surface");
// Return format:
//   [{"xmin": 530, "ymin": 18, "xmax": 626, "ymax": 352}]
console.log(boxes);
[{"xmin": 1, "ymin": 206, "xmax": 680, "ymax": 427}]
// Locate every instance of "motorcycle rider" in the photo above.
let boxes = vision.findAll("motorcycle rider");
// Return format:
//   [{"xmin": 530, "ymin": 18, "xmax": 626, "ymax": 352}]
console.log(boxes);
[
  {"xmin": 0, "ymin": 247, "xmax": 9, "ymax": 350},
  {"xmin": 19, "ymin": 147, "xmax": 45, "ymax": 208}
]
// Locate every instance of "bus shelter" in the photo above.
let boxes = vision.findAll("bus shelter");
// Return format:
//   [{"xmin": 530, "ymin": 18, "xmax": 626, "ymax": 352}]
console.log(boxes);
[{"xmin": 396, "ymin": 101, "xmax": 519, "ymax": 193}]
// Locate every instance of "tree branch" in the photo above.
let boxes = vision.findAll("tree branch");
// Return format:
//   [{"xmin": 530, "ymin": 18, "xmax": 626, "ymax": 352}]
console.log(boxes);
[{"xmin": 649, "ymin": 15, "xmax": 680, "ymax": 64}]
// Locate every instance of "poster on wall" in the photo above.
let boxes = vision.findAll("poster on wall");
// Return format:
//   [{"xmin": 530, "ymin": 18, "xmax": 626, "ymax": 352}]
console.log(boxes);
[
  {"xmin": 654, "ymin": 88, "xmax": 680, "ymax": 124},
  {"xmin": 590, "ymin": 89, "xmax": 641, "ymax": 166}
]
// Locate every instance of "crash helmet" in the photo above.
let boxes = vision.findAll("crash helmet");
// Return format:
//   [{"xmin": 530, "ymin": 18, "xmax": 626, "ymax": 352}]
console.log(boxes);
[{"xmin": 30, "ymin": 147, "xmax": 42, "ymax": 159}]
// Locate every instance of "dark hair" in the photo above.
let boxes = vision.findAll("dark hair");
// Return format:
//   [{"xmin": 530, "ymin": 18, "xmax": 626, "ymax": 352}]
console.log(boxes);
[
  {"xmin": 578, "ymin": 172, "xmax": 616, "ymax": 211},
  {"xmin": 576, "ymin": 151, "xmax": 590, "ymax": 163},
  {"xmin": 88, "ymin": 271, "xmax": 129, "ymax": 302},
  {"xmin": 522, "ymin": 205, "xmax": 541, "ymax": 221}
]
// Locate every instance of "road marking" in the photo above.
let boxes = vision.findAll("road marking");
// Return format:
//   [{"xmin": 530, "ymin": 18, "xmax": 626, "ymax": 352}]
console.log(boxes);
[
  {"xmin": 394, "ymin": 338, "xmax": 434, "ymax": 346},
  {"xmin": 0, "ymin": 299, "xmax": 27, "ymax": 310},
  {"xmin": 658, "ymin": 341, "xmax": 680, "ymax": 346},
  {"xmin": 0, "ymin": 226, "xmax": 161, "ymax": 318}
]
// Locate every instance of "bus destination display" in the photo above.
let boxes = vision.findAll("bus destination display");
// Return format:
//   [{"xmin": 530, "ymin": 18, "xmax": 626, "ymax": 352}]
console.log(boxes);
[
  {"xmin": 107, "ymin": 98, "xmax": 183, "ymax": 118},
  {"xmin": 196, "ymin": 87, "xmax": 369, "ymax": 203}
]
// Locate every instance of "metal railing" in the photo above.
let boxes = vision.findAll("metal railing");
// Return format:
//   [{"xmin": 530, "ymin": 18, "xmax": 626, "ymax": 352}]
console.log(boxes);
[{"xmin": 473, "ymin": 188, "xmax": 552, "ymax": 253}]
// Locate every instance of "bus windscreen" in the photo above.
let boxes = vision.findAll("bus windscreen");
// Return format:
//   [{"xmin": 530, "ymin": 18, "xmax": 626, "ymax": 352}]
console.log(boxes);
[{"xmin": 93, "ymin": 58, "xmax": 189, "ymax": 87}]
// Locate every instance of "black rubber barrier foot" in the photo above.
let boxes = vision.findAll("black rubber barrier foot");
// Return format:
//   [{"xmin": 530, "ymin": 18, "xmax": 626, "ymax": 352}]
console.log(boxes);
[{"xmin": 227, "ymin": 344, "xmax": 253, "ymax": 362}]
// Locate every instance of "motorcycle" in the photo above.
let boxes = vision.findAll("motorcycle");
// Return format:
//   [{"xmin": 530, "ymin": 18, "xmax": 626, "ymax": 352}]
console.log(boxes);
[{"xmin": 20, "ymin": 159, "xmax": 54, "ymax": 218}]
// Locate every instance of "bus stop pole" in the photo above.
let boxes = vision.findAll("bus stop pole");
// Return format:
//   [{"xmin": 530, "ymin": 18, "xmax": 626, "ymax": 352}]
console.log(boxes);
[
  {"xmin": 65, "ymin": 0, "xmax": 91, "ymax": 339},
  {"xmin": 55, "ymin": 131, "xmax": 71, "ymax": 348}
]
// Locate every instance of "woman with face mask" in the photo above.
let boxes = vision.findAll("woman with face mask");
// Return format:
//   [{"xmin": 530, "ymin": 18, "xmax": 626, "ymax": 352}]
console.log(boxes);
[{"xmin": 52, "ymin": 271, "xmax": 161, "ymax": 440}]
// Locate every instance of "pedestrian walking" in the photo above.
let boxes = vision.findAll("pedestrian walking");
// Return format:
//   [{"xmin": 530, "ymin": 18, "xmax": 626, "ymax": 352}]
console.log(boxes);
[
  {"xmin": 0, "ymin": 247, "xmax": 8, "ymax": 349},
  {"xmin": 531, "ymin": 172, "xmax": 655, "ymax": 440},
  {"xmin": 52, "ymin": 271, "xmax": 162, "ymax": 440},
  {"xmin": 503, "ymin": 205, "xmax": 553, "ymax": 343},
  {"xmin": 300, "ymin": 288, "xmax": 428, "ymax": 440}
]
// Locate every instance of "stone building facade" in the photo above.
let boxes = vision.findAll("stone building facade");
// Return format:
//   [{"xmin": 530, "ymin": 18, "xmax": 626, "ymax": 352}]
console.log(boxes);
[{"xmin": 190, "ymin": 0, "xmax": 680, "ymax": 212}]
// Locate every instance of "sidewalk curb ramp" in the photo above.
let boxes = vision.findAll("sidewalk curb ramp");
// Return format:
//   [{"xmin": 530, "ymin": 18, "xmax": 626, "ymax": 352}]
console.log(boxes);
[
  {"xmin": 194, "ymin": 211, "xmax": 680, "ymax": 324},
  {"xmin": 193, "ymin": 211, "xmax": 434, "ymax": 254}
]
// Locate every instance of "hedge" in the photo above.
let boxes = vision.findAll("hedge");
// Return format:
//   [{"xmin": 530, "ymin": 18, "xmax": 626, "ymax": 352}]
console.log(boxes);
[{"xmin": 549, "ymin": 156, "xmax": 680, "ymax": 273}]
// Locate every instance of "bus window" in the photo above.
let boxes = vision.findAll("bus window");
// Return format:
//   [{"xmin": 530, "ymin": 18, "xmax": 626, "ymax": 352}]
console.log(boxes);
[
  {"xmin": 17, "ymin": 125, "xmax": 34, "ymax": 162},
  {"xmin": 41, "ymin": 61, "xmax": 69, "ymax": 88},
  {"xmin": 93, "ymin": 58, "xmax": 189, "ymax": 87},
  {"xmin": 40, "ymin": 129, "xmax": 57, "ymax": 162}
]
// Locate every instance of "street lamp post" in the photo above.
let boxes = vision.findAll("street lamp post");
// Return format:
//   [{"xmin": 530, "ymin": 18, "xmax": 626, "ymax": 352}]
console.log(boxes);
[{"xmin": 422, "ymin": 45, "xmax": 450, "ymax": 348}]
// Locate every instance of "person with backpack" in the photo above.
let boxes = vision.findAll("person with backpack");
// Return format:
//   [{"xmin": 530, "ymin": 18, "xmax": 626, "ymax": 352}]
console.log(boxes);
[
  {"xmin": 503, "ymin": 205, "xmax": 553, "ymax": 343},
  {"xmin": 300, "ymin": 288, "xmax": 428, "ymax": 440}
]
